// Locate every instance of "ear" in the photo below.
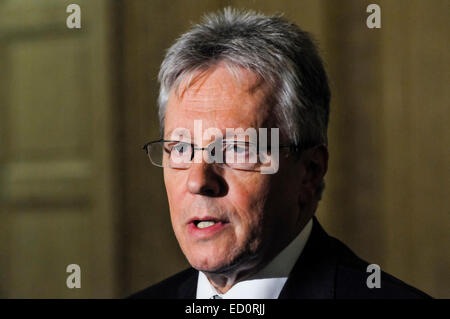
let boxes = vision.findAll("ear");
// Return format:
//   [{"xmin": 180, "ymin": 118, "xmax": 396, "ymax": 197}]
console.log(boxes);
[{"xmin": 297, "ymin": 144, "xmax": 328, "ymax": 204}]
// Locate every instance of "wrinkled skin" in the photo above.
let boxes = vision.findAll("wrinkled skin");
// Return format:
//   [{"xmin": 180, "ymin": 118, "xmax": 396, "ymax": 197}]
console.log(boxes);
[{"xmin": 163, "ymin": 64, "xmax": 328, "ymax": 293}]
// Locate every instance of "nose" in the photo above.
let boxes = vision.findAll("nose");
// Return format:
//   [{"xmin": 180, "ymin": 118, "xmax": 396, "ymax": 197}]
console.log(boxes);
[{"xmin": 187, "ymin": 162, "xmax": 227, "ymax": 197}]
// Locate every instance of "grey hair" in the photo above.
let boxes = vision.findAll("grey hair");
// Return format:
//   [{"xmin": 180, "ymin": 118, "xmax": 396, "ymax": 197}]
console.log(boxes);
[{"xmin": 157, "ymin": 8, "xmax": 330, "ymax": 199}]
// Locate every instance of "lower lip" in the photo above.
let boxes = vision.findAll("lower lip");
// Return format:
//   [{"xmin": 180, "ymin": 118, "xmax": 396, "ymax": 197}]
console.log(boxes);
[{"xmin": 187, "ymin": 221, "xmax": 229, "ymax": 238}]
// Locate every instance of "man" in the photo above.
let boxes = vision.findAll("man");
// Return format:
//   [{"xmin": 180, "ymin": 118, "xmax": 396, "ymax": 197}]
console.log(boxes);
[{"xmin": 131, "ymin": 8, "xmax": 430, "ymax": 299}]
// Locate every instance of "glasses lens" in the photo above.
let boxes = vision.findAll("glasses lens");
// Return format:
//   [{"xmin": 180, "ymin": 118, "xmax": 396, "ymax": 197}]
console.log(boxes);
[
  {"xmin": 145, "ymin": 140, "xmax": 265, "ymax": 172},
  {"xmin": 146, "ymin": 142, "xmax": 164, "ymax": 167},
  {"xmin": 223, "ymin": 141, "xmax": 259, "ymax": 171},
  {"xmin": 146, "ymin": 141, "xmax": 193, "ymax": 169},
  {"xmin": 166, "ymin": 141, "xmax": 192, "ymax": 168}
]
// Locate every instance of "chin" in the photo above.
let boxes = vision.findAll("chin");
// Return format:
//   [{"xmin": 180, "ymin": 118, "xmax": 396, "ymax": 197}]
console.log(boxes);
[
  {"xmin": 188, "ymin": 247, "xmax": 255, "ymax": 275},
  {"xmin": 187, "ymin": 252, "xmax": 230, "ymax": 273}
]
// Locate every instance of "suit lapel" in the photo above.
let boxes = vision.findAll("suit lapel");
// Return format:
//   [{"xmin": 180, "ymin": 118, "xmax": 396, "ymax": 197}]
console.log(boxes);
[
  {"xmin": 176, "ymin": 268, "xmax": 198, "ymax": 299},
  {"xmin": 177, "ymin": 218, "xmax": 337, "ymax": 299},
  {"xmin": 278, "ymin": 217, "xmax": 337, "ymax": 299}
]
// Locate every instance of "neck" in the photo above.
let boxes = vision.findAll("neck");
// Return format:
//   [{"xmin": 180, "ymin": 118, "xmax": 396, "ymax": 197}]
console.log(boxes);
[
  {"xmin": 203, "ymin": 203, "xmax": 316, "ymax": 294},
  {"xmin": 204, "ymin": 222, "xmax": 307, "ymax": 293},
  {"xmin": 203, "ymin": 256, "xmax": 268, "ymax": 294}
]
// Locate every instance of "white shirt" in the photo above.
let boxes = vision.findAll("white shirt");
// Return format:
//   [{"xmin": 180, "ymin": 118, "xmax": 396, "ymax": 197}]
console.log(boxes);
[{"xmin": 196, "ymin": 218, "xmax": 313, "ymax": 299}]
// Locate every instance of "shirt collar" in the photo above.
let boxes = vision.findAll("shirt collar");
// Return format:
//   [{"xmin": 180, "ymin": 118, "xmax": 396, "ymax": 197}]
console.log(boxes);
[{"xmin": 196, "ymin": 218, "xmax": 313, "ymax": 299}]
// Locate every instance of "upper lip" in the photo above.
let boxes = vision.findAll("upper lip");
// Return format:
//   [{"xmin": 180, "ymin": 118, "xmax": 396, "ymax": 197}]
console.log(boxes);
[{"xmin": 187, "ymin": 216, "xmax": 229, "ymax": 225}]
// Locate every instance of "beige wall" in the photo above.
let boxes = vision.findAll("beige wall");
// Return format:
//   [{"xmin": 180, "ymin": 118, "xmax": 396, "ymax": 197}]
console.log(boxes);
[
  {"xmin": 0, "ymin": 0, "xmax": 448, "ymax": 298},
  {"xmin": 0, "ymin": 0, "xmax": 118, "ymax": 298}
]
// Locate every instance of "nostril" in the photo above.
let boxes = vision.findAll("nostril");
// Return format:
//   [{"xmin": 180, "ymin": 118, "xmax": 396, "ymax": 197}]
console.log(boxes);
[
  {"xmin": 201, "ymin": 187, "xmax": 217, "ymax": 197},
  {"xmin": 187, "ymin": 163, "xmax": 228, "ymax": 197}
]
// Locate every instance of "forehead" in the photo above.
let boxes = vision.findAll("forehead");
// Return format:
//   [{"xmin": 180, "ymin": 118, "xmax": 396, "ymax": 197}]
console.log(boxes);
[{"xmin": 164, "ymin": 65, "xmax": 273, "ymax": 138}]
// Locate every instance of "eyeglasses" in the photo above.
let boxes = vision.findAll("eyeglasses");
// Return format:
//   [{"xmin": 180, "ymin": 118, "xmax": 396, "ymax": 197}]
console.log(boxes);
[{"xmin": 142, "ymin": 139, "xmax": 303, "ymax": 172}]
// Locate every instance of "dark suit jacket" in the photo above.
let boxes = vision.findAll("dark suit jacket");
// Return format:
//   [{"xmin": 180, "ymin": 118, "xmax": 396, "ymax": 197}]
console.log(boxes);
[{"xmin": 129, "ymin": 217, "xmax": 431, "ymax": 299}]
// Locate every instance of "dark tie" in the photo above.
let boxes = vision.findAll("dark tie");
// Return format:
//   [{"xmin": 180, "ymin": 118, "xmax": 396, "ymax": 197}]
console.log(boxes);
[{"xmin": 211, "ymin": 294, "xmax": 222, "ymax": 299}]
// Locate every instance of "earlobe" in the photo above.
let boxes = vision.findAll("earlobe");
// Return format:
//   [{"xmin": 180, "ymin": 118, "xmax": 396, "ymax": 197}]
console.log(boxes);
[
  {"xmin": 297, "ymin": 185, "xmax": 315, "ymax": 205},
  {"xmin": 297, "ymin": 163, "xmax": 314, "ymax": 204},
  {"xmin": 298, "ymin": 145, "xmax": 328, "ymax": 203},
  {"xmin": 311, "ymin": 144, "xmax": 329, "ymax": 179}
]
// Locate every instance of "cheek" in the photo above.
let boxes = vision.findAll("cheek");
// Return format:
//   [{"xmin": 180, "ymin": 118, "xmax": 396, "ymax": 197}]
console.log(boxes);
[
  {"xmin": 226, "ymin": 172, "xmax": 270, "ymax": 239},
  {"xmin": 164, "ymin": 169, "xmax": 184, "ymax": 197},
  {"xmin": 163, "ymin": 171, "xmax": 174, "ymax": 207},
  {"xmin": 164, "ymin": 170, "xmax": 185, "ymax": 223}
]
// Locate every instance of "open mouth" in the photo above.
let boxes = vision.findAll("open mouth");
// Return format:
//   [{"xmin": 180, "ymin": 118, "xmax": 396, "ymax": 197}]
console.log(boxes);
[
  {"xmin": 194, "ymin": 220, "xmax": 218, "ymax": 229},
  {"xmin": 191, "ymin": 218, "xmax": 228, "ymax": 229},
  {"xmin": 188, "ymin": 217, "xmax": 230, "ymax": 235}
]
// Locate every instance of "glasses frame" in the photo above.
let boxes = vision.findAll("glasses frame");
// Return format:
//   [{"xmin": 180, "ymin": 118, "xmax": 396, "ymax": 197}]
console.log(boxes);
[{"xmin": 142, "ymin": 138, "xmax": 305, "ymax": 170}]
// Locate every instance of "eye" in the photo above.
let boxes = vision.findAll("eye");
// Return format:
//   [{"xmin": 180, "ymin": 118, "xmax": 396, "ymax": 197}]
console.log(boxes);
[
  {"xmin": 168, "ymin": 142, "xmax": 190, "ymax": 155},
  {"xmin": 225, "ymin": 142, "xmax": 248, "ymax": 154},
  {"xmin": 176, "ymin": 142, "xmax": 190, "ymax": 152}
]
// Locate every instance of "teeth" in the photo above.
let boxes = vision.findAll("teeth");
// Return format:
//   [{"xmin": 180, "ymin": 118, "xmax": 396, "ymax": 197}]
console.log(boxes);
[{"xmin": 197, "ymin": 221, "xmax": 216, "ymax": 229}]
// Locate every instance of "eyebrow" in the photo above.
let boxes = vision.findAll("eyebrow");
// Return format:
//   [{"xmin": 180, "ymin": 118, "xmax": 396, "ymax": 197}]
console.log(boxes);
[
  {"xmin": 164, "ymin": 127, "xmax": 263, "ymax": 141},
  {"xmin": 163, "ymin": 131, "xmax": 190, "ymax": 140}
]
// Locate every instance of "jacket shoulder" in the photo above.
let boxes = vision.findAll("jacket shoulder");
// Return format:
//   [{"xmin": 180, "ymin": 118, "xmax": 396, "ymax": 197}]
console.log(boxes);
[
  {"xmin": 127, "ymin": 267, "xmax": 198, "ymax": 299},
  {"xmin": 330, "ymin": 236, "xmax": 432, "ymax": 299}
]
